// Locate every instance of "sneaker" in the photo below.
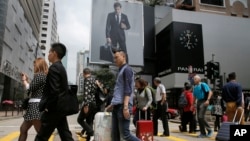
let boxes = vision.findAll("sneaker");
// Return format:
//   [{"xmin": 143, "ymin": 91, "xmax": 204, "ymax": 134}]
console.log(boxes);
[
  {"xmin": 207, "ymin": 130, "xmax": 213, "ymax": 137},
  {"xmin": 197, "ymin": 134, "xmax": 206, "ymax": 138},
  {"xmin": 75, "ymin": 131, "xmax": 87, "ymax": 138},
  {"xmin": 75, "ymin": 131, "xmax": 82, "ymax": 136}
]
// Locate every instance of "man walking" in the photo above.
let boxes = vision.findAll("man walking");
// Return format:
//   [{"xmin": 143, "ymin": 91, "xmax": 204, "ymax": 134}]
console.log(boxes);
[
  {"xmin": 153, "ymin": 77, "xmax": 169, "ymax": 137},
  {"xmin": 193, "ymin": 75, "xmax": 213, "ymax": 138},
  {"xmin": 35, "ymin": 43, "xmax": 74, "ymax": 141},
  {"xmin": 222, "ymin": 72, "xmax": 244, "ymax": 124},
  {"xmin": 106, "ymin": 50, "xmax": 140, "ymax": 141},
  {"xmin": 77, "ymin": 68, "xmax": 97, "ymax": 141}
]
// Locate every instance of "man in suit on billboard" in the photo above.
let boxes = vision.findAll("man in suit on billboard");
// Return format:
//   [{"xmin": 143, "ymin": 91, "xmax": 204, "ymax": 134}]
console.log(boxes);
[{"xmin": 106, "ymin": 2, "xmax": 130, "ymax": 54}]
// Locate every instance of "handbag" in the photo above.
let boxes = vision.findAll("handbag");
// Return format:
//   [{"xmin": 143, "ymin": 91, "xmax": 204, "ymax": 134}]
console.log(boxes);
[
  {"xmin": 22, "ymin": 91, "xmax": 30, "ymax": 110},
  {"xmin": 99, "ymin": 43, "xmax": 116, "ymax": 63},
  {"xmin": 22, "ymin": 98, "xmax": 30, "ymax": 110},
  {"xmin": 57, "ymin": 85, "xmax": 79, "ymax": 116}
]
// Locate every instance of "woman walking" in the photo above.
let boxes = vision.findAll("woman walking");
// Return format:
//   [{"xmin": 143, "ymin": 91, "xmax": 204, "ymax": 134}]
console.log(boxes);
[
  {"xmin": 133, "ymin": 78, "xmax": 153, "ymax": 127},
  {"xmin": 18, "ymin": 58, "xmax": 48, "ymax": 141}
]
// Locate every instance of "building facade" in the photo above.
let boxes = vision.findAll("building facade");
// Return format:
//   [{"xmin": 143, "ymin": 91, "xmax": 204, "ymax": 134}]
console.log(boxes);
[
  {"xmin": 153, "ymin": 0, "xmax": 250, "ymax": 107},
  {"xmin": 39, "ymin": 0, "xmax": 59, "ymax": 64},
  {"xmin": 0, "ymin": 0, "xmax": 43, "ymax": 108}
]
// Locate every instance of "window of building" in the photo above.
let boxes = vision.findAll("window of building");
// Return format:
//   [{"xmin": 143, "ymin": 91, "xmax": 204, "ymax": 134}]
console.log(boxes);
[
  {"xmin": 41, "ymin": 40, "xmax": 46, "ymax": 44},
  {"xmin": 20, "ymin": 18, "xmax": 23, "ymax": 23},
  {"xmin": 44, "ymin": 3, "xmax": 49, "ymax": 7},
  {"xmin": 42, "ymin": 21, "xmax": 48, "ymax": 25},
  {"xmin": 43, "ymin": 9, "xmax": 49, "ymax": 13},
  {"xmin": 42, "ymin": 27, "xmax": 47, "ymax": 31},
  {"xmin": 12, "ymin": 5, "xmax": 17, "ymax": 13},
  {"xmin": 43, "ymin": 15, "xmax": 48, "ymax": 19},
  {"xmin": 200, "ymin": 0, "xmax": 224, "ymax": 6},
  {"xmin": 41, "ymin": 34, "xmax": 47, "ymax": 37}
]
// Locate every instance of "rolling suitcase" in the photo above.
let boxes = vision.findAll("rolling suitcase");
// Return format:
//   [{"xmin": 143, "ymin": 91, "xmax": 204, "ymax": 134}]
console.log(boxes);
[
  {"xmin": 99, "ymin": 44, "xmax": 114, "ymax": 63},
  {"xmin": 136, "ymin": 111, "xmax": 154, "ymax": 141},
  {"xmin": 94, "ymin": 112, "xmax": 112, "ymax": 141},
  {"xmin": 215, "ymin": 108, "xmax": 244, "ymax": 141}
]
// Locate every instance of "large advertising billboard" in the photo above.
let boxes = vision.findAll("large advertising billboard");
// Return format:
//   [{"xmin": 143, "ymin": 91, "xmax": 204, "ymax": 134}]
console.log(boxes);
[{"xmin": 90, "ymin": 0, "xmax": 144, "ymax": 66}]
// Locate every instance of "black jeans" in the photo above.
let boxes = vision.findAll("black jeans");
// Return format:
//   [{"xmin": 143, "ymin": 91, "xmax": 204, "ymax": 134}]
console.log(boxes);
[
  {"xmin": 181, "ymin": 111, "xmax": 195, "ymax": 132},
  {"xmin": 77, "ymin": 103, "xmax": 96, "ymax": 141},
  {"xmin": 214, "ymin": 115, "xmax": 221, "ymax": 130},
  {"xmin": 153, "ymin": 101, "xmax": 169, "ymax": 136},
  {"xmin": 35, "ymin": 112, "xmax": 74, "ymax": 141}
]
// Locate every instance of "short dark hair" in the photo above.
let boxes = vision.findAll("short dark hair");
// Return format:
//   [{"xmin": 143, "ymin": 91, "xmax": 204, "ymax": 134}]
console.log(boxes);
[
  {"xmin": 51, "ymin": 43, "xmax": 66, "ymax": 59},
  {"xmin": 185, "ymin": 83, "xmax": 192, "ymax": 90},
  {"xmin": 83, "ymin": 68, "xmax": 91, "ymax": 75},
  {"xmin": 184, "ymin": 82, "xmax": 189, "ymax": 87},
  {"xmin": 114, "ymin": 2, "xmax": 122, "ymax": 8},
  {"xmin": 228, "ymin": 72, "xmax": 236, "ymax": 80}
]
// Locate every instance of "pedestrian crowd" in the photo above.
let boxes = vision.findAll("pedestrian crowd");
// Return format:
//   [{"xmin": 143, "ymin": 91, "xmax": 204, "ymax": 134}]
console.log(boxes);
[{"xmin": 16, "ymin": 41, "xmax": 249, "ymax": 141}]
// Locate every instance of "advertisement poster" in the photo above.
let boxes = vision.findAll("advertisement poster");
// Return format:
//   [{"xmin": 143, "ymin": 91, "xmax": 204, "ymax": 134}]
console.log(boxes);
[{"xmin": 90, "ymin": 0, "xmax": 144, "ymax": 66}]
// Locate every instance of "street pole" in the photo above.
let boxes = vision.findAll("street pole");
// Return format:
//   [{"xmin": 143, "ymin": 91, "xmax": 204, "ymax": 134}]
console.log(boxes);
[{"xmin": 211, "ymin": 54, "xmax": 216, "ymax": 92}]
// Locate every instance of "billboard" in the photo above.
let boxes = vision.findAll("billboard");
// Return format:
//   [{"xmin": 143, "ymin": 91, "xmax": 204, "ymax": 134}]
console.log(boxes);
[{"xmin": 90, "ymin": 0, "xmax": 144, "ymax": 66}]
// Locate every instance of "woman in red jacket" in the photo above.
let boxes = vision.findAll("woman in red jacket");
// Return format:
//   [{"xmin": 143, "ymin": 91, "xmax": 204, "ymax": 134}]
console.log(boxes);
[{"xmin": 179, "ymin": 83, "xmax": 195, "ymax": 133}]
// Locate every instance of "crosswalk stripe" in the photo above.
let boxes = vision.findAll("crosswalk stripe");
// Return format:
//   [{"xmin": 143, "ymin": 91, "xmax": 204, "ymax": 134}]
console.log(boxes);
[
  {"xmin": 0, "ymin": 131, "xmax": 55, "ymax": 141},
  {"xmin": 77, "ymin": 135, "xmax": 86, "ymax": 141},
  {"xmin": 48, "ymin": 133, "xmax": 55, "ymax": 141},
  {"xmin": 166, "ymin": 136, "xmax": 188, "ymax": 141},
  {"xmin": 0, "ymin": 131, "xmax": 19, "ymax": 141},
  {"xmin": 158, "ymin": 132, "xmax": 187, "ymax": 141}
]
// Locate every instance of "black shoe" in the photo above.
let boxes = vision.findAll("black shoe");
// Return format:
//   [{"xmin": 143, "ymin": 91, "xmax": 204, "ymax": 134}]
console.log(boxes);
[{"xmin": 179, "ymin": 125, "xmax": 182, "ymax": 132}]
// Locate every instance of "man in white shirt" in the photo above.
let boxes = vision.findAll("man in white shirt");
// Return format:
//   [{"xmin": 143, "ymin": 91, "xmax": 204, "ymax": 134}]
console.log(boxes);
[{"xmin": 153, "ymin": 77, "xmax": 169, "ymax": 137}]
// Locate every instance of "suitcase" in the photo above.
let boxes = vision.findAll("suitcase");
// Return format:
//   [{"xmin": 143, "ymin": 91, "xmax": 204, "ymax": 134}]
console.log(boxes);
[
  {"xmin": 94, "ymin": 112, "xmax": 112, "ymax": 141},
  {"xmin": 99, "ymin": 44, "xmax": 114, "ymax": 63},
  {"xmin": 136, "ymin": 111, "xmax": 154, "ymax": 141},
  {"xmin": 215, "ymin": 108, "xmax": 244, "ymax": 141}
]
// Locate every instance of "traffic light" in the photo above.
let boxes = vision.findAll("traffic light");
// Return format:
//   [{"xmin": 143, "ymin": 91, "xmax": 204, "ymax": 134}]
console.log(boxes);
[
  {"xmin": 215, "ymin": 75, "xmax": 223, "ymax": 89},
  {"xmin": 204, "ymin": 62, "xmax": 213, "ymax": 79},
  {"xmin": 212, "ymin": 62, "xmax": 220, "ymax": 79}
]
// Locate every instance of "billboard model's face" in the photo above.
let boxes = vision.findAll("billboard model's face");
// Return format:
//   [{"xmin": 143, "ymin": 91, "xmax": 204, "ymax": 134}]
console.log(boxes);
[{"xmin": 115, "ymin": 6, "xmax": 121, "ymax": 14}]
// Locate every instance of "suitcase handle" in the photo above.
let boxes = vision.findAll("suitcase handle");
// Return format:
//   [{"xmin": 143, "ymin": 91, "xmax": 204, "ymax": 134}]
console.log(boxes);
[
  {"xmin": 139, "ymin": 110, "xmax": 147, "ymax": 120},
  {"xmin": 232, "ymin": 108, "xmax": 244, "ymax": 124}
]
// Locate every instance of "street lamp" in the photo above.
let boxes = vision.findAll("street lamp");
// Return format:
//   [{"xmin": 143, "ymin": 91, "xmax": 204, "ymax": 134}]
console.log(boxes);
[{"xmin": 29, "ymin": 43, "xmax": 46, "ymax": 59}]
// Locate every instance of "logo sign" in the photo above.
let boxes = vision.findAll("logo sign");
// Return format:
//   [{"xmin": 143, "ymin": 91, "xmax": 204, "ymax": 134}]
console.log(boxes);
[{"xmin": 230, "ymin": 125, "xmax": 250, "ymax": 139}]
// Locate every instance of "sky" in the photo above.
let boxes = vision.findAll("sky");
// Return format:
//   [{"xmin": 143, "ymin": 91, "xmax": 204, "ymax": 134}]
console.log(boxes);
[{"xmin": 55, "ymin": 0, "xmax": 92, "ymax": 84}]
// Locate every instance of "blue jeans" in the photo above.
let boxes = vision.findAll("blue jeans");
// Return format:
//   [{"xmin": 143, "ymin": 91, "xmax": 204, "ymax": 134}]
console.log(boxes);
[{"xmin": 112, "ymin": 104, "xmax": 140, "ymax": 141}]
